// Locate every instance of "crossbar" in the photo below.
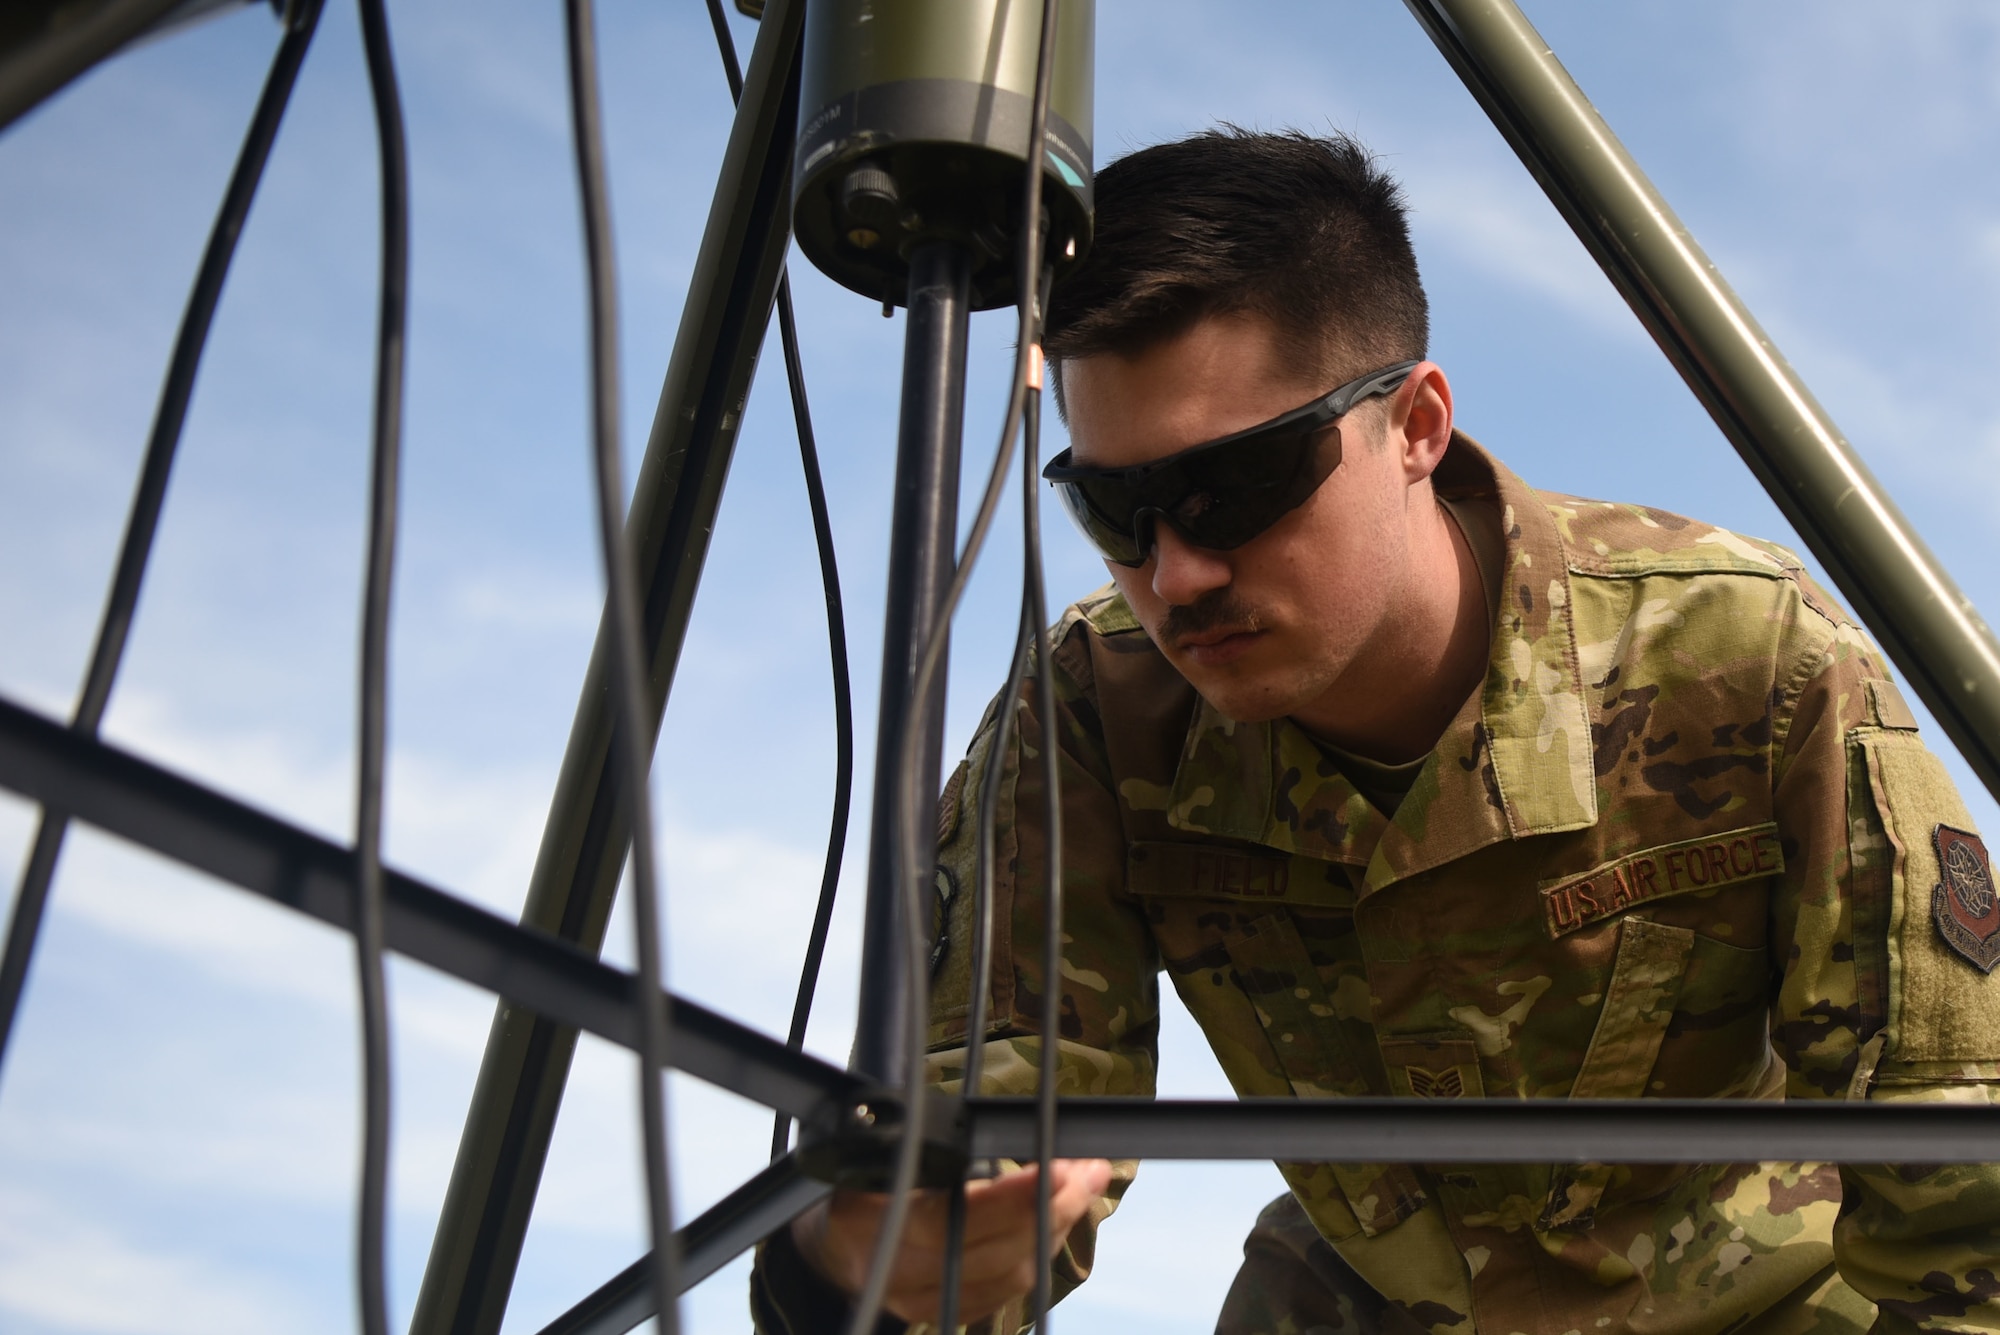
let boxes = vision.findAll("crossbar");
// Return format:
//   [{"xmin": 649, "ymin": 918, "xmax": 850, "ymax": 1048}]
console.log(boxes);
[
  {"xmin": 0, "ymin": 692, "xmax": 862, "ymax": 1122},
  {"xmin": 7, "ymin": 691, "xmax": 1990, "ymax": 1167}
]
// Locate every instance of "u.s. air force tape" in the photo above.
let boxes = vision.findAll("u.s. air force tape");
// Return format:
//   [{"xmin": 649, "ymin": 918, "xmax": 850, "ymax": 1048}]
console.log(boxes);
[{"xmin": 1539, "ymin": 823, "xmax": 1783, "ymax": 939}]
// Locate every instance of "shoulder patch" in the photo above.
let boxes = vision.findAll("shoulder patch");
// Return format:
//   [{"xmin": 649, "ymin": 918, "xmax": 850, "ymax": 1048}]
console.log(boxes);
[
  {"xmin": 1933, "ymin": 825, "xmax": 2000, "ymax": 973},
  {"xmin": 1857, "ymin": 730, "xmax": 2000, "ymax": 1061}
]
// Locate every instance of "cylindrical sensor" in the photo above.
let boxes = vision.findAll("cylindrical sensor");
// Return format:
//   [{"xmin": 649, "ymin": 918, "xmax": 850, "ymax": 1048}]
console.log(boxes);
[{"xmin": 793, "ymin": 0, "xmax": 1094, "ymax": 311}]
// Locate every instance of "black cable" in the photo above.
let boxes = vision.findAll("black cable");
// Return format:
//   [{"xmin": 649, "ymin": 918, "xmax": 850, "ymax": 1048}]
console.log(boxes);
[
  {"xmin": 1023, "ymin": 383, "xmax": 1064, "ymax": 1335},
  {"xmin": 934, "ymin": 1180, "xmax": 972, "ymax": 1335},
  {"xmin": 353, "ymin": 0, "xmax": 407, "ymax": 1332},
  {"xmin": 564, "ymin": 1, "xmax": 682, "ymax": 1330},
  {"xmin": 768, "ymin": 270, "xmax": 856, "ymax": 1163},
  {"xmin": 702, "ymin": 0, "xmax": 743, "ymax": 98},
  {"xmin": 848, "ymin": 3, "xmax": 1066, "ymax": 1329},
  {"xmin": 695, "ymin": 0, "xmax": 858, "ymax": 1168},
  {"xmin": 941, "ymin": 281, "xmax": 1054, "ymax": 1328},
  {"xmin": 965, "ymin": 600, "xmax": 1034, "ymax": 1098},
  {"xmin": 936, "ymin": 541, "xmax": 1037, "ymax": 1335},
  {"xmin": 0, "ymin": 0, "xmax": 326, "ymax": 1077}
]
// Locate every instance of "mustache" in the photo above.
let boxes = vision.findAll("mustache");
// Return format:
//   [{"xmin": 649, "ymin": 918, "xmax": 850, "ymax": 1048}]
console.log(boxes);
[{"xmin": 1158, "ymin": 590, "xmax": 1263, "ymax": 646}]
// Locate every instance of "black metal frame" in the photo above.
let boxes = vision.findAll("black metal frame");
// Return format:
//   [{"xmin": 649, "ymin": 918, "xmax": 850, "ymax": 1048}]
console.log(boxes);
[
  {"xmin": 5, "ymin": 685, "xmax": 1999, "ymax": 1332},
  {"xmin": 6, "ymin": 2, "xmax": 2000, "ymax": 1334}
]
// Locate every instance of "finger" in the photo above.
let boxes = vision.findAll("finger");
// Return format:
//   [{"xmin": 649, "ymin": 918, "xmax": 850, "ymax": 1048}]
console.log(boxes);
[
  {"xmin": 948, "ymin": 1166, "xmax": 1040, "ymax": 1250},
  {"xmin": 938, "ymin": 1163, "xmax": 1117, "ymax": 1310},
  {"xmin": 950, "ymin": 1158, "xmax": 1111, "ymax": 1253},
  {"xmin": 1046, "ymin": 1158, "xmax": 1114, "ymax": 1239},
  {"xmin": 904, "ymin": 1177, "xmax": 1054, "ymax": 1319},
  {"xmin": 874, "ymin": 1162, "xmax": 1119, "ymax": 1317},
  {"xmin": 1067, "ymin": 1157, "xmax": 1116, "ymax": 1196},
  {"xmin": 962, "ymin": 1158, "xmax": 1110, "ymax": 1201},
  {"xmin": 961, "ymin": 1159, "xmax": 1109, "ymax": 1221},
  {"xmin": 878, "ymin": 1219, "xmax": 1036, "ymax": 1325}
]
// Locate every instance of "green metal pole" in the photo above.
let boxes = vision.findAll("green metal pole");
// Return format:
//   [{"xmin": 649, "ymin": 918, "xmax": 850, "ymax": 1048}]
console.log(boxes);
[
  {"xmin": 1404, "ymin": 0, "xmax": 2000, "ymax": 802},
  {"xmin": 0, "ymin": 0, "xmax": 195, "ymax": 134},
  {"xmin": 407, "ymin": 2, "xmax": 804, "ymax": 1331}
]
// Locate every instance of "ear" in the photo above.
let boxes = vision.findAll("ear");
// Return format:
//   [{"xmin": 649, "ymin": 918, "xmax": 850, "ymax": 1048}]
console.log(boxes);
[{"xmin": 1388, "ymin": 362, "xmax": 1454, "ymax": 484}]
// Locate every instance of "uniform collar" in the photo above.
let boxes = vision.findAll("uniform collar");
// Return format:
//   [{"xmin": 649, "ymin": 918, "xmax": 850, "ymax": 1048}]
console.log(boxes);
[{"xmin": 1163, "ymin": 432, "xmax": 1598, "ymax": 893}]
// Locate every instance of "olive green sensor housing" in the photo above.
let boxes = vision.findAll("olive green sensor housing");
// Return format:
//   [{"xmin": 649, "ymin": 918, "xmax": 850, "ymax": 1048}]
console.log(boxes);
[{"xmin": 793, "ymin": 0, "xmax": 1095, "ymax": 311}]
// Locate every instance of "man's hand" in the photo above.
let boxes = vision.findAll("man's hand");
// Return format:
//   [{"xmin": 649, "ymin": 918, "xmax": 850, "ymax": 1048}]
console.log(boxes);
[{"xmin": 790, "ymin": 1158, "xmax": 1114, "ymax": 1326}]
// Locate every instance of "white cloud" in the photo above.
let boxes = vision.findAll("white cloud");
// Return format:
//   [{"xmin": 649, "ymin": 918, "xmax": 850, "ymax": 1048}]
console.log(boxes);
[
  {"xmin": 100, "ymin": 687, "xmax": 352, "ymax": 842},
  {"xmin": 0, "ymin": 1187, "xmax": 329, "ymax": 1335},
  {"xmin": 402, "ymin": 1, "xmax": 570, "ymax": 144},
  {"xmin": 1710, "ymin": 2, "xmax": 2000, "ymax": 174},
  {"xmin": 449, "ymin": 569, "xmax": 600, "ymax": 639},
  {"xmin": 47, "ymin": 829, "xmax": 355, "ymax": 1009},
  {"xmin": 1405, "ymin": 158, "xmax": 1638, "ymax": 338}
]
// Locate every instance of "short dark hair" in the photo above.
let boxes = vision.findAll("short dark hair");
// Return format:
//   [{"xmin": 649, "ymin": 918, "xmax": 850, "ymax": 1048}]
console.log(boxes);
[{"xmin": 1045, "ymin": 128, "xmax": 1428, "ymax": 416}]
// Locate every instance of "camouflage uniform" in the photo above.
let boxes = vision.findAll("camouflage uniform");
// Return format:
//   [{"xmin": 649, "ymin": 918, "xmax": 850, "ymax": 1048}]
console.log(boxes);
[{"xmin": 754, "ymin": 435, "xmax": 2000, "ymax": 1334}]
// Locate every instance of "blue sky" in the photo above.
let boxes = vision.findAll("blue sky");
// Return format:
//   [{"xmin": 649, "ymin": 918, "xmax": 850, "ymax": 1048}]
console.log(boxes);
[{"xmin": 1, "ymin": 2, "xmax": 1997, "ymax": 1332}]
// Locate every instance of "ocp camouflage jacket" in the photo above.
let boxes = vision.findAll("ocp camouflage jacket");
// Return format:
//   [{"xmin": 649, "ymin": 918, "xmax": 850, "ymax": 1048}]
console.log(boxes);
[{"xmin": 918, "ymin": 435, "xmax": 2000, "ymax": 1335}]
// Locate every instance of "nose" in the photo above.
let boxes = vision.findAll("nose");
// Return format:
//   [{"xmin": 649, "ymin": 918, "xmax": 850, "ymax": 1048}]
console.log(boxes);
[{"xmin": 1147, "ymin": 521, "xmax": 1233, "ymax": 607}]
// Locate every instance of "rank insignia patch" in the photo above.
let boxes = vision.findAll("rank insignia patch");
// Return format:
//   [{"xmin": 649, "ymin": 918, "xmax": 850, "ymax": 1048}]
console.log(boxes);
[
  {"xmin": 1932, "ymin": 824, "xmax": 2000, "ymax": 973},
  {"xmin": 1380, "ymin": 1034, "xmax": 1482, "ymax": 1100},
  {"xmin": 1404, "ymin": 1066, "xmax": 1465, "ymax": 1099}
]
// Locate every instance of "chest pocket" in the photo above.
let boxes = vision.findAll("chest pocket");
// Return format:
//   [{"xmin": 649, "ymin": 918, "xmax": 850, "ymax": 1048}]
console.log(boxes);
[{"xmin": 1127, "ymin": 840, "xmax": 1427, "ymax": 1237}]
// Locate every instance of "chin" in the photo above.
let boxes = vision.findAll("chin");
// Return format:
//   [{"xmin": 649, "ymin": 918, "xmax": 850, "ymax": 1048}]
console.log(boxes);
[{"xmin": 1184, "ymin": 675, "xmax": 1300, "ymax": 727}]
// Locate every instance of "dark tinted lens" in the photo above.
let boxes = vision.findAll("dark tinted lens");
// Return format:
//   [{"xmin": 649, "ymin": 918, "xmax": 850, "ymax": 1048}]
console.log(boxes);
[
  {"xmin": 1052, "ymin": 475, "xmax": 1147, "ymax": 565},
  {"xmin": 1168, "ymin": 424, "xmax": 1326, "ymax": 548},
  {"xmin": 1168, "ymin": 419, "xmax": 1336, "ymax": 551},
  {"xmin": 1047, "ymin": 419, "xmax": 1342, "ymax": 564}
]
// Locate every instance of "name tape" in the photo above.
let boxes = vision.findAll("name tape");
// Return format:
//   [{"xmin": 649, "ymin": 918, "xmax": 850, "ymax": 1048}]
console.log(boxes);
[{"xmin": 1540, "ymin": 823, "xmax": 1783, "ymax": 938}]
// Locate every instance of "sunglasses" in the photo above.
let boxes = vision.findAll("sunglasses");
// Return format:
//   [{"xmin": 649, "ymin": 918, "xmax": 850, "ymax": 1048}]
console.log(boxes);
[{"xmin": 1042, "ymin": 360, "xmax": 1420, "ymax": 567}]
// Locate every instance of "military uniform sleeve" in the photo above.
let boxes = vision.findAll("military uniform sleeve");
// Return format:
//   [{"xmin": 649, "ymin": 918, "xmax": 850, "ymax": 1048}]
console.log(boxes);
[
  {"xmin": 749, "ymin": 616, "xmax": 1161, "ymax": 1334},
  {"xmin": 921, "ymin": 615, "xmax": 1161, "ymax": 1330},
  {"xmin": 1768, "ymin": 596, "xmax": 2000, "ymax": 1334}
]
